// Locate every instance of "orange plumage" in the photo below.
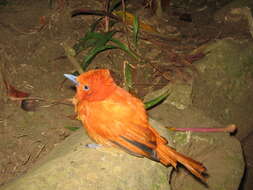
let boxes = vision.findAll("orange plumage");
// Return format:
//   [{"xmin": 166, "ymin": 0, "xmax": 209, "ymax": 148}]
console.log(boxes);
[{"xmin": 68, "ymin": 69, "xmax": 206, "ymax": 181}]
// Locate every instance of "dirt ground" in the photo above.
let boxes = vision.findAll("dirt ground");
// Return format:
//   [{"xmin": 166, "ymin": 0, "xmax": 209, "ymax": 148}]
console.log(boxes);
[{"xmin": 0, "ymin": 0, "xmax": 251, "ymax": 188}]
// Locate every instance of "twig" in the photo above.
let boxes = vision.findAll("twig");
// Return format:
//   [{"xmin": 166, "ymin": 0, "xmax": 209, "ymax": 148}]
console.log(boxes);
[
  {"xmin": 166, "ymin": 124, "xmax": 237, "ymax": 134},
  {"xmin": 8, "ymin": 97, "xmax": 44, "ymax": 101},
  {"xmin": 40, "ymin": 101, "xmax": 73, "ymax": 107},
  {"xmin": 105, "ymin": 0, "xmax": 110, "ymax": 32},
  {"xmin": 16, "ymin": 134, "xmax": 28, "ymax": 138},
  {"xmin": 34, "ymin": 144, "xmax": 46, "ymax": 160},
  {"xmin": 61, "ymin": 42, "xmax": 84, "ymax": 74},
  {"xmin": 11, "ymin": 96, "xmax": 73, "ymax": 107},
  {"xmin": 121, "ymin": 0, "xmax": 132, "ymax": 50},
  {"xmin": 146, "ymin": 60, "xmax": 172, "ymax": 81},
  {"xmin": 22, "ymin": 154, "xmax": 31, "ymax": 165},
  {"xmin": 71, "ymin": 9, "xmax": 120, "ymax": 20}
]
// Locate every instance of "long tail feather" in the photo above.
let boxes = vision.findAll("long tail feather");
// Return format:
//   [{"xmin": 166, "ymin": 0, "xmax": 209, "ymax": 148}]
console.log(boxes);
[{"xmin": 157, "ymin": 144, "xmax": 206, "ymax": 182}]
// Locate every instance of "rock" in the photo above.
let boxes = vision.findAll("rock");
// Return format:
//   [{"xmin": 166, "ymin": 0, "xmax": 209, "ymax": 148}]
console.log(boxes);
[
  {"xmin": 146, "ymin": 38, "xmax": 251, "ymax": 189},
  {"xmin": 0, "ymin": 120, "xmax": 171, "ymax": 190},
  {"xmin": 147, "ymin": 103, "xmax": 245, "ymax": 190},
  {"xmin": 171, "ymin": 128, "xmax": 244, "ymax": 190},
  {"xmin": 144, "ymin": 39, "xmax": 249, "ymax": 189},
  {"xmin": 190, "ymin": 37, "xmax": 253, "ymax": 190},
  {"xmin": 1, "ymin": 72, "xmax": 245, "ymax": 190},
  {"xmin": 193, "ymin": 38, "xmax": 253, "ymax": 140},
  {"xmin": 213, "ymin": 0, "xmax": 253, "ymax": 23}
]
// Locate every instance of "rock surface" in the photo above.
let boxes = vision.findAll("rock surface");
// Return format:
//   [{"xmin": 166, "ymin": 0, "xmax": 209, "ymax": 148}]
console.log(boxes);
[
  {"xmin": 191, "ymin": 38, "xmax": 253, "ymax": 189},
  {"xmin": 148, "ymin": 104, "xmax": 244, "ymax": 190},
  {"xmin": 1, "ymin": 104, "xmax": 244, "ymax": 190},
  {"xmin": 0, "ymin": 120, "xmax": 171, "ymax": 190},
  {"xmin": 193, "ymin": 38, "xmax": 253, "ymax": 140}
]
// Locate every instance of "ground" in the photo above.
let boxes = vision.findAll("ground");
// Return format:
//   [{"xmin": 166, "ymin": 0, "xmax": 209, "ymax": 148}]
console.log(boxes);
[{"xmin": 0, "ymin": 0, "xmax": 251, "ymax": 188}]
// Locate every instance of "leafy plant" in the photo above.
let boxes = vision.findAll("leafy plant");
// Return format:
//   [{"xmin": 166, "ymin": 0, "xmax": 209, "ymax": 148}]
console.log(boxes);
[
  {"xmin": 73, "ymin": 30, "xmax": 138, "ymax": 71},
  {"xmin": 67, "ymin": 0, "xmax": 169, "ymax": 109},
  {"xmin": 70, "ymin": 0, "xmax": 145, "ymax": 72}
]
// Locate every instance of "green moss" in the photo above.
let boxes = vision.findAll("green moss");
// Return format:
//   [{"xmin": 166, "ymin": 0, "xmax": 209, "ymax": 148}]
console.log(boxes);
[
  {"xmin": 151, "ymin": 172, "xmax": 169, "ymax": 190},
  {"xmin": 173, "ymin": 132, "xmax": 189, "ymax": 145}
]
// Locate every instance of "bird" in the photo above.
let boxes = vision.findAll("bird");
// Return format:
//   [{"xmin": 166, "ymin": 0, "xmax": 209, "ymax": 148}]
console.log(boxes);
[{"xmin": 64, "ymin": 69, "xmax": 206, "ymax": 181}]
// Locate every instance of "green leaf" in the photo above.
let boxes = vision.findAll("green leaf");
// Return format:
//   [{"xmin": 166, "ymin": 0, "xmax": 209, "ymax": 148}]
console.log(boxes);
[
  {"xmin": 93, "ymin": 31, "xmax": 116, "ymax": 48},
  {"xmin": 144, "ymin": 91, "xmax": 170, "ymax": 110},
  {"xmin": 73, "ymin": 31, "xmax": 117, "ymax": 54},
  {"xmin": 124, "ymin": 62, "xmax": 133, "ymax": 90},
  {"xmin": 64, "ymin": 126, "xmax": 80, "ymax": 131},
  {"xmin": 109, "ymin": 0, "xmax": 122, "ymax": 12},
  {"xmin": 110, "ymin": 38, "xmax": 138, "ymax": 59},
  {"xmin": 73, "ymin": 32, "xmax": 96, "ymax": 53},
  {"xmin": 133, "ymin": 15, "xmax": 139, "ymax": 47},
  {"xmin": 82, "ymin": 45, "xmax": 117, "ymax": 70}
]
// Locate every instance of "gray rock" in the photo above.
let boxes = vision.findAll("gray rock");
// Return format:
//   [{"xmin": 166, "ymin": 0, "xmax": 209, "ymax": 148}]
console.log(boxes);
[
  {"xmin": 171, "ymin": 128, "xmax": 244, "ymax": 190},
  {"xmin": 143, "ymin": 38, "xmax": 248, "ymax": 189},
  {"xmin": 191, "ymin": 38, "xmax": 253, "ymax": 190},
  {"xmin": 193, "ymin": 38, "xmax": 253, "ymax": 140},
  {"xmin": 148, "ymin": 104, "xmax": 245, "ymax": 190},
  {"xmin": 0, "ymin": 120, "xmax": 171, "ymax": 190},
  {"xmin": 214, "ymin": 0, "xmax": 253, "ymax": 24}
]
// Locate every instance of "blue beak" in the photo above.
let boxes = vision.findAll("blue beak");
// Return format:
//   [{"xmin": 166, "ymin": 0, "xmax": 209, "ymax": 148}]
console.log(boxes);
[{"xmin": 64, "ymin": 74, "xmax": 78, "ymax": 85}]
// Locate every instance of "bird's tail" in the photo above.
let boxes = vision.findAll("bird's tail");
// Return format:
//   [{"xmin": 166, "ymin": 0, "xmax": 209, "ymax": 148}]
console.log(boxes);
[{"xmin": 157, "ymin": 144, "xmax": 206, "ymax": 182}]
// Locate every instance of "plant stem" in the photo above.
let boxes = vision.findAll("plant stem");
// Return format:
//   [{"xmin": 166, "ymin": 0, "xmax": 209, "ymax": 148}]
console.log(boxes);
[{"xmin": 61, "ymin": 42, "xmax": 84, "ymax": 74}]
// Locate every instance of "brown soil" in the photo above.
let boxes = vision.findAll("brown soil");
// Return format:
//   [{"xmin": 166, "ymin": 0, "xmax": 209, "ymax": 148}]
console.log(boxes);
[{"xmin": 0, "ymin": 0, "xmax": 251, "ymax": 187}]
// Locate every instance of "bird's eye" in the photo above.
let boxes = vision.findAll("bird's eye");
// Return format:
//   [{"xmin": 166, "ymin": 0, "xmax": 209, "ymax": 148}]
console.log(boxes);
[{"xmin": 83, "ymin": 85, "xmax": 89, "ymax": 91}]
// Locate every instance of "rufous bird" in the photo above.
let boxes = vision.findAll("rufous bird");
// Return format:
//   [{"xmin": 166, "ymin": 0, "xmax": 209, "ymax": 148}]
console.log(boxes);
[{"xmin": 64, "ymin": 69, "xmax": 206, "ymax": 181}]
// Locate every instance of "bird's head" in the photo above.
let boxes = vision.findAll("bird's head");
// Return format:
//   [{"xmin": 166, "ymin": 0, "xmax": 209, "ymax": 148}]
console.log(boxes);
[{"xmin": 64, "ymin": 69, "xmax": 117, "ymax": 102}]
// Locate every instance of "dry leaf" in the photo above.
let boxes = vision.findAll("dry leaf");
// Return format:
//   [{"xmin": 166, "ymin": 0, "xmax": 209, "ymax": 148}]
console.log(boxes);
[{"xmin": 3, "ymin": 79, "xmax": 30, "ymax": 100}]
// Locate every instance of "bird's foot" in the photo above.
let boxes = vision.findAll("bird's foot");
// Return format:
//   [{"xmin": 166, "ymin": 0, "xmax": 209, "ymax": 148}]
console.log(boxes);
[{"xmin": 86, "ymin": 143, "xmax": 102, "ymax": 149}]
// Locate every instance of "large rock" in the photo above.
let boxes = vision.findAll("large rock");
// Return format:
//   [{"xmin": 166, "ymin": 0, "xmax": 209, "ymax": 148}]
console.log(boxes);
[
  {"xmin": 0, "ymin": 120, "xmax": 171, "ymax": 190},
  {"xmin": 192, "ymin": 38, "xmax": 253, "ymax": 140},
  {"xmin": 148, "ymin": 104, "xmax": 244, "ymax": 190},
  {"xmin": 191, "ymin": 38, "xmax": 253, "ymax": 189}
]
